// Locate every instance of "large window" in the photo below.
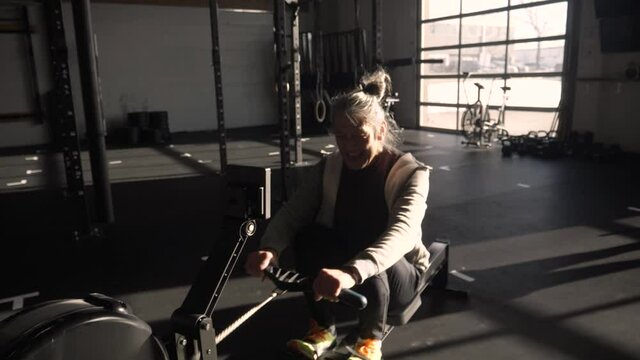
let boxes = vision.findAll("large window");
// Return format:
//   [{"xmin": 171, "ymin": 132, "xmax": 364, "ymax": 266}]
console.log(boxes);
[{"xmin": 419, "ymin": 0, "xmax": 567, "ymax": 135}]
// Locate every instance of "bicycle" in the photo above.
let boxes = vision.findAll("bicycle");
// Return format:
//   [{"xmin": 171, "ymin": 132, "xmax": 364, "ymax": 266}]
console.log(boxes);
[
  {"xmin": 459, "ymin": 72, "xmax": 484, "ymax": 144},
  {"xmin": 460, "ymin": 74, "xmax": 510, "ymax": 147}
]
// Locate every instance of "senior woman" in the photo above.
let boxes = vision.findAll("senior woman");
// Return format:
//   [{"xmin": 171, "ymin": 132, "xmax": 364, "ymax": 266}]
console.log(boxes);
[{"xmin": 245, "ymin": 69, "xmax": 431, "ymax": 360}]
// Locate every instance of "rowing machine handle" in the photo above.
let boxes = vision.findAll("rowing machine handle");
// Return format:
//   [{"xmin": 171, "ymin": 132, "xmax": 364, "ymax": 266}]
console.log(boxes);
[
  {"xmin": 264, "ymin": 265, "xmax": 368, "ymax": 309},
  {"xmin": 338, "ymin": 288, "xmax": 367, "ymax": 310}
]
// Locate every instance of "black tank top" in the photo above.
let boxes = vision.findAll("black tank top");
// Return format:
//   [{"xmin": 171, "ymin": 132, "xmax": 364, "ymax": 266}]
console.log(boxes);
[{"xmin": 333, "ymin": 148, "xmax": 402, "ymax": 258}]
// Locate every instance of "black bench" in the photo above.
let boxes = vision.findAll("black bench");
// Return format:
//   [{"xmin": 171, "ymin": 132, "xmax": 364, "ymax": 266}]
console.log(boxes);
[{"xmin": 384, "ymin": 239, "xmax": 465, "ymax": 338}]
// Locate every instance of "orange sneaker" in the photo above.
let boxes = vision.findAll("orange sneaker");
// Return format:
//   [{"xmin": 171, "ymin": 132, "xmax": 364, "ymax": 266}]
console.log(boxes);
[
  {"xmin": 347, "ymin": 338, "xmax": 382, "ymax": 360},
  {"xmin": 286, "ymin": 320, "xmax": 337, "ymax": 359}
]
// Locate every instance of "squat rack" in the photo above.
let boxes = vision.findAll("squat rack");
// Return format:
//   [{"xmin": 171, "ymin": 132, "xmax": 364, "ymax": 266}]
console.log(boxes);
[
  {"xmin": 27, "ymin": 0, "xmax": 394, "ymax": 239},
  {"xmin": 6, "ymin": 0, "xmax": 115, "ymax": 243}
]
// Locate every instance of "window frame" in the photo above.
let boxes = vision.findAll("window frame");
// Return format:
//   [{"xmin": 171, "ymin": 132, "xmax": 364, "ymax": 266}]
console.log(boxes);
[{"xmin": 416, "ymin": 0, "xmax": 569, "ymax": 131}]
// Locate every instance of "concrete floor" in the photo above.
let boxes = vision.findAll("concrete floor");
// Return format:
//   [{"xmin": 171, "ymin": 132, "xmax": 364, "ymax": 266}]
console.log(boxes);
[{"xmin": 1, "ymin": 129, "xmax": 639, "ymax": 360}]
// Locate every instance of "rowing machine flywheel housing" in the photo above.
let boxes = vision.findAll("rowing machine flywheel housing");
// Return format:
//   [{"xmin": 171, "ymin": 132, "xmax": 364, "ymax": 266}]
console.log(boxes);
[{"xmin": 0, "ymin": 293, "xmax": 168, "ymax": 360}]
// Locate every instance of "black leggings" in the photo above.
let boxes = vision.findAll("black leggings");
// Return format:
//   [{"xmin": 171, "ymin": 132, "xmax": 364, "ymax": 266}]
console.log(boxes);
[{"xmin": 293, "ymin": 224, "xmax": 422, "ymax": 339}]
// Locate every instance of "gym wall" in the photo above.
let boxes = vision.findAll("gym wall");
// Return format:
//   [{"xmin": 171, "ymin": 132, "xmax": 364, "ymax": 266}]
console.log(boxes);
[
  {"xmin": 0, "ymin": 5, "xmax": 52, "ymax": 148},
  {"xmin": 381, "ymin": 0, "xmax": 418, "ymax": 130},
  {"xmin": 0, "ymin": 3, "xmax": 277, "ymax": 148},
  {"xmin": 572, "ymin": 0, "xmax": 640, "ymax": 153},
  {"xmin": 320, "ymin": 0, "xmax": 419, "ymax": 130}
]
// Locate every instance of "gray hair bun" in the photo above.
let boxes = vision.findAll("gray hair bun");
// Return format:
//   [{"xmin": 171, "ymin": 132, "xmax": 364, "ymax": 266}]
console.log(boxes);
[{"xmin": 360, "ymin": 68, "xmax": 392, "ymax": 102}]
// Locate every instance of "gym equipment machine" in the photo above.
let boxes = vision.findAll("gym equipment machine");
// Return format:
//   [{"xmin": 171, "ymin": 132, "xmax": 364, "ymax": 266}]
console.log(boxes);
[
  {"xmin": 0, "ymin": 165, "xmax": 271, "ymax": 360},
  {"xmin": 0, "ymin": 163, "xmax": 460, "ymax": 360}
]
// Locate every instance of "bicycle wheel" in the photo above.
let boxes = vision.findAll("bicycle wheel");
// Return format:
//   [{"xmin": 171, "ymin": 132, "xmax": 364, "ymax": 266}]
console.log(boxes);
[{"xmin": 460, "ymin": 109, "xmax": 477, "ymax": 140}]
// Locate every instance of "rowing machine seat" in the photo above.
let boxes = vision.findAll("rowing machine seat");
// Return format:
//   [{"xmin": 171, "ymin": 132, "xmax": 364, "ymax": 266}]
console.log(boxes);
[{"xmin": 387, "ymin": 240, "xmax": 449, "ymax": 326}]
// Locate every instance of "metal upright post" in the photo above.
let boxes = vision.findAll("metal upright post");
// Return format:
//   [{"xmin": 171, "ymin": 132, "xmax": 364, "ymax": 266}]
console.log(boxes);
[
  {"xmin": 372, "ymin": 0, "xmax": 383, "ymax": 67},
  {"xmin": 44, "ymin": 0, "xmax": 92, "ymax": 241},
  {"xmin": 208, "ymin": 0, "xmax": 228, "ymax": 174},
  {"xmin": 291, "ymin": 2, "xmax": 303, "ymax": 164},
  {"xmin": 313, "ymin": 0, "xmax": 325, "ymax": 115},
  {"xmin": 274, "ymin": 0, "xmax": 290, "ymax": 200},
  {"xmin": 71, "ymin": 0, "xmax": 114, "ymax": 225},
  {"xmin": 314, "ymin": 0, "xmax": 324, "ymax": 89}
]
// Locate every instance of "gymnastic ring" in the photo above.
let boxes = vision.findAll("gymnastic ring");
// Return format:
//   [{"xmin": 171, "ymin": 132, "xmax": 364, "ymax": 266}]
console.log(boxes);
[{"xmin": 315, "ymin": 99, "xmax": 326, "ymax": 123}]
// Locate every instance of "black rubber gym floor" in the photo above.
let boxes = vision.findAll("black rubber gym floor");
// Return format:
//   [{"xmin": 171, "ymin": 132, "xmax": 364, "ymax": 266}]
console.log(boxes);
[{"xmin": 1, "ymin": 129, "xmax": 639, "ymax": 359}]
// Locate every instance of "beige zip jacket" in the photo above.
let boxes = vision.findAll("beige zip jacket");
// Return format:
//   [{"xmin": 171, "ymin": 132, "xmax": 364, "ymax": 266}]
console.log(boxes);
[{"xmin": 261, "ymin": 151, "xmax": 431, "ymax": 283}]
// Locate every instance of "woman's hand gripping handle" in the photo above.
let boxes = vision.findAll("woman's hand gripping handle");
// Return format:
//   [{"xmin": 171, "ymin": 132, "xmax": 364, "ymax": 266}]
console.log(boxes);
[{"xmin": 263, "ymin": 265, "xmax": 367, "ymax": 310}]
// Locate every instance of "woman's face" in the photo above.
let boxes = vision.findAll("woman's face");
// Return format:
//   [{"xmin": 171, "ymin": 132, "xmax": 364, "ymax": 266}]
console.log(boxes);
[{"xmin": 333, "ymin": 112, "xmax": 385, "ymax": 170}]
